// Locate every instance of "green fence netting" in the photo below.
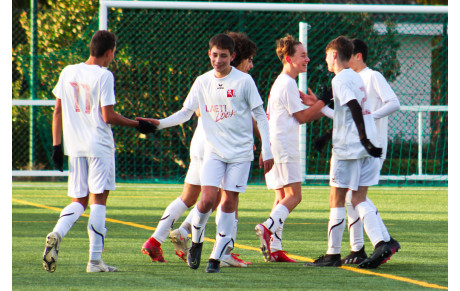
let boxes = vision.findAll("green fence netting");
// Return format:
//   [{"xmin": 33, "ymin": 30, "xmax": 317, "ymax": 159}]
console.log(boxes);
[{"xmin": 12, "ymin": 5, "xmax": 448, "ymax": 186}]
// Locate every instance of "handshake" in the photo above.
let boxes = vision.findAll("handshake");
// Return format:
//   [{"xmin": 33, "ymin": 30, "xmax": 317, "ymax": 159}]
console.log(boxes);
[
  {"xmin": 52, "ymin": 118, "xmax": 159, "ymax": 172},
  {"xmin": 136, "ymin": 119, "xmax": 158, "ymax": 134}
]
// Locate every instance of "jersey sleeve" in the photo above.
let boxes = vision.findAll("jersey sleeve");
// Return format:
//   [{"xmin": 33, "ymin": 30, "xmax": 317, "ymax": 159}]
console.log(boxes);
[
  {"xmin": 52, "ymin": 68, "xmax": 66, "ymax": 100},
  {"xmin": 183, "ymin": 78, "xmax": 200, "ymax": 111},
  {"xmin": 100, "ymin": 71, "xmax": 117, "ymax": 107},
  {"xmin": 372, "ymin": 71, "xmax": 398, "ymax": 103},
  {"xmin": 334, "ymin": 79, "xmax": 357, "ymax": 106},
  {"xmin": 245, "ymin": 76, "xmax": 263, "ymax": 110}
]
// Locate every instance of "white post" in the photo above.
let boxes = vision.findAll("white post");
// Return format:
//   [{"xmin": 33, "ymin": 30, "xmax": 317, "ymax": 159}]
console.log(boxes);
[
  {"xmin": 418, "ymin": 111, "xmax": 423, "ymax": 175},
  {"xmin": 299, "ymin": 22, "xmax": 308, "ymax": 182},
  {"xmin": 99, "ymin": 2, "xmax": 108, "ymax": 30}
]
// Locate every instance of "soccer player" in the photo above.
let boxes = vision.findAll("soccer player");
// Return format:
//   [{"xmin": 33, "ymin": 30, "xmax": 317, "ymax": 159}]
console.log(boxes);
[
  {"xmin": 305, "ymin": 36, "xmax": 393, "ymax": 268},
  {"xmin": 137, "ymin": 33, "xmax": 274, "ymax": 273},
  {"xmin": 254, "ymin": 34, "xmax": 330, "ymax": 263},
  {"xmin": 140, "ymin": 32, "xmax": 258, "ymax": 268},
  {"xmin": 174, "ymin": 32, "xmax": 258, "ymax": 268},
  {"xmin": 340, "ymin": 39, "xmax": 401, "ymax": 264},
  {"xmin": 42, "ymin": 30, "xmax": 156, "ymax": 273}
]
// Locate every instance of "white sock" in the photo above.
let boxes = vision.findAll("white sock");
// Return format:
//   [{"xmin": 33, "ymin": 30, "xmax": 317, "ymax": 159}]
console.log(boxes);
[
  {"xmin": 52, "ymin": 202, "xmax": 85, "ymax": 238},
  {"xmin": 231, "ymin": 218, "xmax": 238, "ymax": 247},
  {"xmin": 345, "ymin": 191, "xmax": 364, "ymax": 252},
  {"xmin": 366, "ymin": 197, "xmax": 391, "ymax": 242},
  {"xmin": 221, "ymin": 217, "xmax": 238, "ymax": 260},
  {"xmin": 355, "ymin": 201, "xmax": 385, "ymax": 247},
  {"xmin": 326, "ymin": 207, "xmax": 346, "ymax": 255},
  {"xmin": 179, "ymin": 207, "xmax": 194, "ymax": 237},
  {"xmin": 263, "ymin": 204, "xmax": 289, "ymax": 233},
  {"xmin": 88, "ymin": 204, "xmax": 107, "ymax": 261},
  {"xmin": 210, "ymin": 211, "xmax": 234, "ymax": 260},
  {"xmin": 191, "ymin": 208, "xmax": 212, "ymax": 243},
  {"xmin": 270, "ymin": 222, "xmax": 284, "ymax": 252},
  {"xmin": 152, "ymin": 198, "xmax": 188, "ymax": 244},
  {"xmin": 215, "ymin": 205, "xmax": 222, "ymax": 225}
]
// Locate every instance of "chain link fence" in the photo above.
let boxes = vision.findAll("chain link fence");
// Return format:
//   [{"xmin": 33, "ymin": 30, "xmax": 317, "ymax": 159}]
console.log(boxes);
[{"xmin": 12, "ymin": 4, "xmax": 447, "ymax": 186}]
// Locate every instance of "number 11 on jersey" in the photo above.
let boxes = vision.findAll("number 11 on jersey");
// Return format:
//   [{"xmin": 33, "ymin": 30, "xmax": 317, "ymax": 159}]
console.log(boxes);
[{"xmin": 70, "ymin": 82, "xmax": 91, "ymax": 114}]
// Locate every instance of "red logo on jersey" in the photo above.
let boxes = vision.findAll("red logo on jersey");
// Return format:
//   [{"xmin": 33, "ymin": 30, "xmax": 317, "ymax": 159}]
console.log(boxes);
[{"xmin": 227, "ymin": 89, "xmax": 234, "ymax": 98}]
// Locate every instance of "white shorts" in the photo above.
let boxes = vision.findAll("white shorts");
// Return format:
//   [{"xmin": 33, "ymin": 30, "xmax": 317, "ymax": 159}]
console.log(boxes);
[
  {"xmin": 184, "ymin": 156, "xmax": 203, "ymax": 186},
  {"xmin": 329, "ymin": 156, "xmax": 380, "ymax": 191},
  {"xmin": 265, "ymin": 162, "xmax": 302, "ymax": 190},
  {"xmin": 200, "ymin": 158, "xmax": 251, "ymax": 193},
  {"xmin": 67, "ymin": 156, "xmax": 116, "ymax": 198}
]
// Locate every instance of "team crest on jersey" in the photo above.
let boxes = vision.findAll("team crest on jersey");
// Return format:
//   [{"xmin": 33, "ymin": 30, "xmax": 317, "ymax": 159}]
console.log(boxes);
[{"xmin": 227, "ymin": 89, "xmax": 235, "ymax": 98}]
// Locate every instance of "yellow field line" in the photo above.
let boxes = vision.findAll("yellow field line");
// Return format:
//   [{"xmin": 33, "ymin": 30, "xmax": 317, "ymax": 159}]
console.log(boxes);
[{"xmin": 13, "ymin": 198, "xmax": 447, "ymax": 290}]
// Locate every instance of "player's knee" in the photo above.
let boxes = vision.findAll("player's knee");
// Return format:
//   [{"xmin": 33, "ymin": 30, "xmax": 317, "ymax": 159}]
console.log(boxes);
[
  {"xmin": 181, "ymin": 195, "xmax": 198, "ymax": 207},
  {"xmin": 199, "ymin": 199, "xmax": 214, "ymax": 212}
]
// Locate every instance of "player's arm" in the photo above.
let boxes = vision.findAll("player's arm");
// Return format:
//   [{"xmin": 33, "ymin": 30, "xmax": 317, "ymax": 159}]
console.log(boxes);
[
  {"xmin": 137, "ymin": 107, "xmax": 194, "ymax": 130},
  {"xmin": 346, "ymin": 99, "xmax": 382, "ymax": 158},
  {"xmin": 251, "ymin": 117, "xmax": 263, "ymax": 167},
  {"xmin": 293, "ymin": 88, "xmax": 331, "ymax": 124},
  {"xmin": 252, "ymin": 105, "xmax": 274, "ymax": 174},
  {"xmin": 102, "ymin": 105, "xmax": 157, "ymax": 134},
  {"xmin": 372, "ymin": 72, "xmax": 400, "ymax": 119},
  {"xmin": 372, "ymin": 98, "xmax": 400, "ymax": 119},
  {"xmin": 52, "ymin": 98, "xmax": 64, "ymax": 171},
  {"xmin": 53, "ymin": 99, "xmax": 62, "ymax": 146},
  {"xmin": 252, "ymin": 117, "xmax": 261, "ymax": 141}
]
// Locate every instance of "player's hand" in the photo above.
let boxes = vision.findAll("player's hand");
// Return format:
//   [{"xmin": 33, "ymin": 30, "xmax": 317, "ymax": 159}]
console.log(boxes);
[
  {"xmin": 52, "ymin": 144, "xmax": 64, "ymax": 172},
  {"xmin": 360, "ymin": 138, "xmax": 382, "ymax": 158},
  {"xmin": 258, "ymin": 152, "xmax": 263, "ymax": 168},
  {"xmin": 318, "ymin": 86, "xmax": 333, "ymax": 106},
  {"xmin": 300, "ymin": 88, "xmax": 318, "ymax": 106},
  {"xmin": 135, "ymin": 117, "xmax": 160, "ymax": 126},
  {"xmin": 314, "ymin": 130, "xmax": 332, "ymax": 153},
  {"xmin": 263, "ymin": 158, "xmax": 274, "ymax": 174},
  {"xmin": 135, "ymin": 118, "xmax": 158, "ymax": 134}
]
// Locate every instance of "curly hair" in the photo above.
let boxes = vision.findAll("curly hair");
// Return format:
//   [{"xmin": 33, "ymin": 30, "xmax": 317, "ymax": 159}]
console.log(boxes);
[
  {"xmin": 227, "ymin": 32, "xmax": 257, "ymax": 67},
  {"xmin": 276, "ymin": 34, "xmax": 302, "ymax": 64}
]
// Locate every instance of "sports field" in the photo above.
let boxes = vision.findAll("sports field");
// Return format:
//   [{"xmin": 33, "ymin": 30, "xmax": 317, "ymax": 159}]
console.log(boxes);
[{"xmin": 12, "ymin": 182, "xmax": 448, "ymax": 290}]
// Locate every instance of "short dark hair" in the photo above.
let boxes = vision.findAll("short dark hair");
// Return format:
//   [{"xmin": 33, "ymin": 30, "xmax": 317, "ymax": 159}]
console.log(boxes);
[
  {"xmin": 325, "ymin": 36, "xmax": 353, "ymax": 62},
  {"xmin": 209, "ymin": 33, "xmax": 235, "ymax": 54},
  {"xmin": 227, "ymin": 32, "xmax": 257, "ymax": 67},
  {"xmin": 90, "ymin": 30, "xmax": 117, "ymax": 58},
  {"xmin": 351, "ymin": 39, "xmax": 368, "ymax": 63}
]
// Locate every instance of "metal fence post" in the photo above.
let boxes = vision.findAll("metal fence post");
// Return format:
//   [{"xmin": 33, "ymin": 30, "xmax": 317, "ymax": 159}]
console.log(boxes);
[
  {"xmin": 299, "ymin": 22, "xmax": 308, "ymax": 181},
  {"xmin": 29, "ymin": 0, "xmax": 37, "ymax": 170}
]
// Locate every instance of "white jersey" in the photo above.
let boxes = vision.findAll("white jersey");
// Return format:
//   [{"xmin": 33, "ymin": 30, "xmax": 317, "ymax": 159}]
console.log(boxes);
[
  {"xmin": 183, "ymin": 67, "xmax": 263, "ymax": 163},
  {"xmin": 52, "ymin": 63, "xmax": 116, "ymax": 158},
  {"xmin": 266, "ymin": 74, "xmax": 304, "ymax": 163},
  {"xmin": 332, "ymin": 68, "xmax": 378, "ymax": 160},
  {"xmin": 359, "ymin": 67, "xmax": 398, "ymax": 159},
  {"xmin": 189, "ymin": 117, "xmax": 205, "ymax": 158}
]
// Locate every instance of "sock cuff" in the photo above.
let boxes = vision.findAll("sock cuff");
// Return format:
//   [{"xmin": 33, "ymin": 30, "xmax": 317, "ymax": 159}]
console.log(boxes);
[
  {"xmin": 274, "ymin": 203, "xmax": 290, "ymax": 216},
  {"xmin": 176, "ymin": 197, "xmax": 189, "ymax": 210},
  {"xmin": 329, "ymin": 207, "xmax": 346, "ymax": 219},
  {"xmin": 69, "ymin": 201, "xmax": 85, "ymax": 214},
  {"xmin": 89, "ymin": 204, "xmax": 106, "ymax": 211},
  {"xmin": 355, "ymin": 201, "xmax": 374, "ymax": 217},
  {"xmin": 195, "ymin": 208, "xmax": 212, "ymax": 217}
]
